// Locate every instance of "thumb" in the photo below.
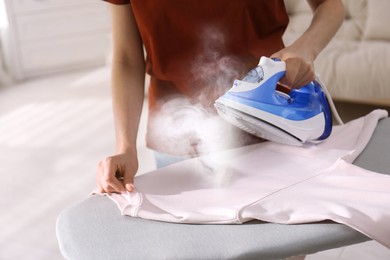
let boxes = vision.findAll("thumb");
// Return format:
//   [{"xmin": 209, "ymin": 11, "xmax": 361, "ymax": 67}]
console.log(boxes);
[{"xmin": 123, "ymin": 173, "xmax": 135, "ymax": 192}]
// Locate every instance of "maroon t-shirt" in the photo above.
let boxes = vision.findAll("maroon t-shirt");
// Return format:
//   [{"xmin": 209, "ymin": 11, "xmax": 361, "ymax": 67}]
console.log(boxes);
[{"xmin": 104, "ymin": 0, "xmax": 289, "ymax": 155}]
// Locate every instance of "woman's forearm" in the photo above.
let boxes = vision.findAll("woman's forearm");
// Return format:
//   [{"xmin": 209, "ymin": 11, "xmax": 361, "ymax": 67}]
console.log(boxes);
[
  {"xmin": 291, "ymin": 0, "xmax": 345, "ymax": 60},
  {"xmin": 111, "ymin": 59, "xmax": 145, "ymax": 154},
  {"xmin": 108, "ymin": 3, "xmax": 146, "ymax": 155},
  {"xmin": 271, "ymin": 0, "xmax": 344, "ymax": 88}
]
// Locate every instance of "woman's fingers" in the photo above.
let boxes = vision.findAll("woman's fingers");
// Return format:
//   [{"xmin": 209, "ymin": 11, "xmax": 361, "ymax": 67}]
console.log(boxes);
[
  {"xmin": 271, "ymin": 48, "xmax": 316, "ymax": 89},
  {"xmin": 96, "ymin": 158, "xmax": 126, "ymax": 193},
  {"xmin": 102, "ymin": 157, "xmax": 127, "ymax": 192},
  {"xmin": 96, "ymin": 152, "xmax": 138, "ymax": 193},
  {"xmin": 283, "ymin": 58, "xmax": 315, "ymax": 89},
  {"xmin": 123, "ymin": 172, "xmax": 135, "ymax": 192}
]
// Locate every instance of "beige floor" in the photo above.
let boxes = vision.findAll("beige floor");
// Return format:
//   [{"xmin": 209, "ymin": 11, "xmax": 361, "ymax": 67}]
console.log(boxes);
[{"xmin": 0, "ymin": 67, "xmax": 389, "ymax": 260}]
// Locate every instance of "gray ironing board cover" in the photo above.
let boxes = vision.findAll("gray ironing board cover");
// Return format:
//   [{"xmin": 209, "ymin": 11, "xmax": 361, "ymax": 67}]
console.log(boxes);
[{"xmin": 56, "ymin": 117, "xmax": 390, "ymax": 260}]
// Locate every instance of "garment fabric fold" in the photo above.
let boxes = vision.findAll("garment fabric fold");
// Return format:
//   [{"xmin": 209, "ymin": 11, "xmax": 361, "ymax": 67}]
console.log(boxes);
[{"xmin": 101, "ymin": 109, "xmax": 390, "ymax": 248}]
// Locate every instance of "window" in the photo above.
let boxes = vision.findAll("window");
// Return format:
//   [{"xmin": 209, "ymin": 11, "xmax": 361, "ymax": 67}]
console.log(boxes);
[{"xmin": 0, "ymin": 0, "xmax": 8, "ymax": 29}]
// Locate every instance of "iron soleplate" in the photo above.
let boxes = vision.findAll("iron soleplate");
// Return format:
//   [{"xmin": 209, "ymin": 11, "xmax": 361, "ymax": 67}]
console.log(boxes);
[{"xmin": 215, "ymin": 102, "xmax": 304, "ymax": 146}]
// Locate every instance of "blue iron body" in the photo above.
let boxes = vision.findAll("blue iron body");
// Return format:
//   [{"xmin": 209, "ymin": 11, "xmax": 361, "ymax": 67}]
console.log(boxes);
[{"xmin": 214, "ymin": 57, "xmax": 333, "ymax": 146}]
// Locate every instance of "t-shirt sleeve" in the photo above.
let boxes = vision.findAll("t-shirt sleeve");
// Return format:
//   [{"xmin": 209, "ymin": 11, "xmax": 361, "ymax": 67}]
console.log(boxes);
[{"xmin": 102, "ymin": 0, "xmax": 130, "ymax": 4}]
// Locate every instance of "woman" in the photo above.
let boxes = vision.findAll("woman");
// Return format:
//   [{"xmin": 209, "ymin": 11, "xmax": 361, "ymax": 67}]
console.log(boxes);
[{"xmin": 97, "ymin": 0, "xmax": 345, "ymax": 194}]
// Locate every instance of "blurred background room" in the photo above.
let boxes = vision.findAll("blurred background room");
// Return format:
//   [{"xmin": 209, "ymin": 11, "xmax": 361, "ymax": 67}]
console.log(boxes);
[{"xmin": 0, "ymin": 0, "xmax": 389, "ymax": 259}]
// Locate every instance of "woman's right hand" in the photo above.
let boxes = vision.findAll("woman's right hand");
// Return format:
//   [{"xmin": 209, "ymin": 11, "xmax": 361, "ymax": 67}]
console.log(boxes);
[{"xmin": 96, "ymin": 151, "xmax": 138, "ymax": 194}]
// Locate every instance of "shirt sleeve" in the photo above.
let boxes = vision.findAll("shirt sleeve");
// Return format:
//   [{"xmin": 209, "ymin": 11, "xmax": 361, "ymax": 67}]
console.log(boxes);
[{"xmin": 102, "ymin": 0, "xmax": 130, "ymax": 4}]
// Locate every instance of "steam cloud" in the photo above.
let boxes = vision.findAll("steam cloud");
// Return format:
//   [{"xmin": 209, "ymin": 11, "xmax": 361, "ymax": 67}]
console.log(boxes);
[
  {"xmin": 151, "ymin": 26, "xmax": 253, "ymax": 187},
  {"xmin": 152, "ymin": 96, "xmax": 245, "ymax": 187}
]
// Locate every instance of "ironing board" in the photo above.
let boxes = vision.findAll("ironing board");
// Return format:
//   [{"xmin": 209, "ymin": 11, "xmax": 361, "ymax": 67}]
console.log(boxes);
[{"xmin": 56, "ymin": 117, "xmax": 390, "ymax": 260}]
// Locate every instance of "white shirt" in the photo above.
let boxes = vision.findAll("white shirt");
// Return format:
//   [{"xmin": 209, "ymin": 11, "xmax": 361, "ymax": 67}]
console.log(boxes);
[{"xmin": 105, "ymin": 109, "xmax": 390, "ymax": 248}]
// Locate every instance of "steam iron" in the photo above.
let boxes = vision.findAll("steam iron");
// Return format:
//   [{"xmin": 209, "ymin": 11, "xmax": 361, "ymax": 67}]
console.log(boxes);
[{"xmin": 215, "ymin": 56, "xmax": 342, "ymax": 146}]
